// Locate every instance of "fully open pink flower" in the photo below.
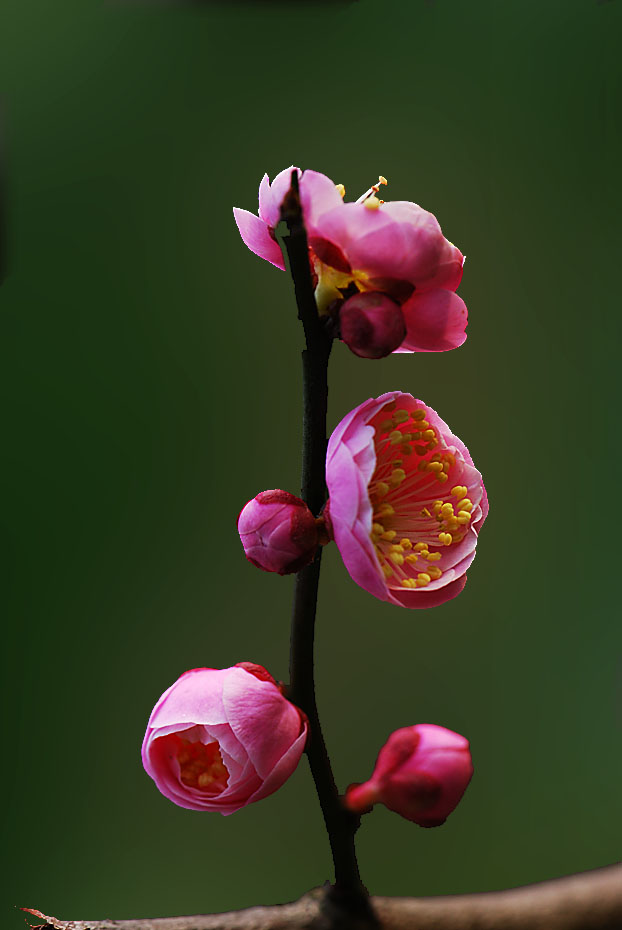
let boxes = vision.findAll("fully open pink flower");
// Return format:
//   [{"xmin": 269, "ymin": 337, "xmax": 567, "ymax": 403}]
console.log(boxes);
[
  {"xmin": 345, "ymin": 724, "xmax": 473, "ymax": 827},
  {"xmin": 142, "ymin": 663, "xmax": 308, "ymax": 814},
  {"xmin": 325, "ymin": 392, "xmax": 487, "ymax": 608},
  {"xmin": 233, "ymin": 168, "xmax": 467, "ymax": 353}
]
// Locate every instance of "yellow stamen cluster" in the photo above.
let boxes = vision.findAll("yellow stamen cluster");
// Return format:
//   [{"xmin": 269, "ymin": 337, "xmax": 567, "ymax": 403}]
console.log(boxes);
[
  {"xmin": 367, "ymin": 402, "xmax": 476, "ymax": 593},
  {"xmin": 177, "ymin": 737, "xmax": 229, "ymax": 792}
]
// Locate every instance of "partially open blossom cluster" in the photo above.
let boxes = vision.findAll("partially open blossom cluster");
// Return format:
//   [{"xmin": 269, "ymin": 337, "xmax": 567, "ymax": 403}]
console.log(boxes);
[
  {"xmin": 234, "ymin": 167, "xmax": 468, "ymax": 358},
  {"xmin": 142, "ymin": 166, "xmax": 483, "ymax": 833}
]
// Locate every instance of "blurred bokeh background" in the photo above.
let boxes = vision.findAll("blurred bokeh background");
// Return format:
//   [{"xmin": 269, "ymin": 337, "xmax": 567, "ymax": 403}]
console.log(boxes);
[{"xmin": 2, "ymin": 0, "xmax": 621, "ymax": 924}]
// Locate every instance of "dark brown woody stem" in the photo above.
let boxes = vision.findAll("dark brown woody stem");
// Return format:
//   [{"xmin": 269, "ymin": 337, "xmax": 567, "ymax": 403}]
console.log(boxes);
[{"xmin": 280, "ymin": 172, "xmax": 373, "ymax": 923}]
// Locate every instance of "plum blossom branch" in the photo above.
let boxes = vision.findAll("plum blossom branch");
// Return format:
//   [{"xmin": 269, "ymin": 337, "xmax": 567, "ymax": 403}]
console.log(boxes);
[
  {"xmin": 280, "ymin": 172, "xmax": 370, "ymax": 918},
  {"xmin": 25, "ymin": 862, "xmax": 622, "ymax": 930}
]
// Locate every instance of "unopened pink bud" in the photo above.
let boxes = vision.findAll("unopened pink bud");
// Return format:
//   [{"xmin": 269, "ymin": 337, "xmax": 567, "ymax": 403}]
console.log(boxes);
[
  {"xmin": 339, "ymin": 292, "xmax": 406, "ymax": 359},
  {"xmin": 238, "ymin": 490, "xmax": 319, "ymax": 575},
  {"xmin": 345, "ymin": 724, "xmax": 473, "ymax": 827}
]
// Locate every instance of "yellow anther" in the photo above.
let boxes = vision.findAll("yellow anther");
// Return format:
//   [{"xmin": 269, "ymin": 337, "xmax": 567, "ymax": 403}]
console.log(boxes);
[
  {"xmin": 418, "ymin": 420, "xmax": 430, "ymax": 430},
  {"xmin": 411, "ymin": 409, "xmax": 426, "ymax": 421},
  {"xmin": 438, "ymin": 532, "xmax": 453, "ymax": 546},
  {"xmin": 414, "ymin": 542, "xmax": 427, "ymax": 551},
  {"xmin": 380, "ymin": 418, "xmax": 395, "ymax": 432},
  {"xmin": 428, "ymin": 566, "xmax": 443, "ymax": 580},
  {"xmin": 433, "ymin": 500, "xmax": 443, "ymax": 511},
  {"xmin": 400, "ymin": 433, "xmax": 412, "ymax": 443},
  {"xmin": 405, "ymin": 553, "xmax": 419, "ymax": 564},
  {"xmin": 441, "ymin": 502, "xmax": 454, "ymax": 515},
  {"xmin": 378, "ymin": 503, "xmax": 395, "ymax": 517},
  {"xmin": 457, "ymin": 499, "xmax": 473, "ymax": 512},
  {"xmin": 451, "ymin": 485, "xmax": 468, "ymax": 499},
  {"xmin": 447, "ymin": 519, "xmax": 459, "ymax": 531},
  {"xmin": 394, "ymin": 409, "xmax": 409, "ymax": 424},
  {"xmin": 378, "ymin": 175, "xmax": 388, "ymax": 186},
  {"xmin": 417, "ymin": 573, "xmax": 431, "ymax": 587},
  {"xmin": 389, "ymin": 551, "xmax": 404, "ymax": 565},
  {"xmin": 400, "ymin": 538, "xmax": 413, "ymax": 549},
  {"xmin": 438, "ymin": 472, "xmax": 449, "ymax": 483},
  {"xmin": 430, "ymin": 453, "xmax": 442, "ymax": 462},
  {"xmin": 382, "ymin": 563, "xmax": 394, "ymax": 578},
  {"xmin": 372, "ymin": 522, "xmax": 385, "ymax": 536},
  {"xmin": 443, "ymin": 462, "xmax": 451, "ymax": 473},
  {"xmin": 381, "ymin": 530, "xmax": 397, "ymax": 541},
  {"xmin": 422, "ymin": 430, "xmax": 436, "ymax": 441},
  {"xmin": 335, "ymin": 183, "xmax": 346, "ymax": 198},
  {"xmin": 427, "ymin": 552, "xmax": 442, "ymax": 561},
  {"xmin": 375, "ymin": 481, "xmax": 390, "ymax": 497},
  {"xmin": 419, "ymin": 549, "xmax": 430, "ymax": 559},
  {"xmin": 427, "ymin": 440, "xmax": 438, "ymax": 450},
  {"xmin": 390, "ymin": 543, "xmax": 404, "ymax": 552},
  {"xmin": 364, "ymin": 195, "xmax": 381, "ymax": 210},
  {"xmin": 457, "ymin": 511, "xmax": 472, "ymax": 524},
  {"xmin": 421, "ymin": 507, "xmax": 432, "ymax": 517},
  {"xmin": 392, "ymin": 459, "xmax": 403, "ymax": 467},
  {"xmin": 391, "ymin": 468, "xmax": 406, "ymax": 485},
  {"xmin": 411, "ymin": 431, "xmax": 422, "ymax": 440},
  {"xmin": 445, "ymin": 453, "xmax": 456, "ymax": 467},
  {"xmin": 428, "ymin": 461, "xmax": 443, "ymax": 473},
  {"xmin": 400, "ymin": 578, "xmax": 414, "ymax": 588},
  {"xmin": 389, "ymin": 429, "xmax": 403, "ymax": 445}
]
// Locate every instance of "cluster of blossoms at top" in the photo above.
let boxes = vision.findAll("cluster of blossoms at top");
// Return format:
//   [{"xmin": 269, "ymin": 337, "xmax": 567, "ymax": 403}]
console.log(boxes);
[{"xmin": 234, "ymin": 167, "xmax": 468, "ymax": 358}]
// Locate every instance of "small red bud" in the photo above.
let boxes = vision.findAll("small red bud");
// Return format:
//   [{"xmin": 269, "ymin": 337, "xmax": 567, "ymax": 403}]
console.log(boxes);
[
  {"xmin": 237, "ymin": 490, "xmax": 319, "ymax": 575},
  {"xmin": 339, "ymin": 292, "xmax": 406, "ymax": 359}
]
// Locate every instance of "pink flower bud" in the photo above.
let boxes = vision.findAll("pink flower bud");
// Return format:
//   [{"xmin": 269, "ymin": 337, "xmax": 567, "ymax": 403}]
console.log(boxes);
[
  {"xmin": 142, "ymin": 664, "xmax": 308, "ymax": 815},
  {"xmin": 237, "ymin": 490, "xmax": 319, "ymax": 575},
  {"xmin": 345, "ymin": 724, "xmax": 473, "ymax": 827},
  {"xmin": 339, "ymin": 292, "xmax": 406, "ymax": 359}
]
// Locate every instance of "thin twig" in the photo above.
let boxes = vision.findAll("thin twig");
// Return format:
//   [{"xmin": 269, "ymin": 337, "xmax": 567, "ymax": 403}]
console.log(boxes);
[{"xmin": 280, "ymin": 172, "xmax": 371, "ymax": 922}]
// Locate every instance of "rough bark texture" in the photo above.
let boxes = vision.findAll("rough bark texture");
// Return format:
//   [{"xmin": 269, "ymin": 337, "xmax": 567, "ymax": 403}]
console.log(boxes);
[{"xmin": 24, "ymin": 862, "xmax": 622, "ymax": 930}]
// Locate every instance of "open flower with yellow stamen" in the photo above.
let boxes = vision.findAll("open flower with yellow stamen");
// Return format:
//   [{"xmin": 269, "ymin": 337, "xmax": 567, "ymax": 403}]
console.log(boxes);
[
  {"xmin": 233, "ymin": 168, "xmax": 467, "ymax": 354},
  {"xmin": 325, "ymin": 392, "xmax": 487, "ymax": 608}
]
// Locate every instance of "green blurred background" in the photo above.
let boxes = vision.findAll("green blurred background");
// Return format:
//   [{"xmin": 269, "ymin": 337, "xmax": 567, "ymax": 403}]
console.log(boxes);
[{"xmin": 2, "ymin": 0, "xmax": 621, "ymax": 923}]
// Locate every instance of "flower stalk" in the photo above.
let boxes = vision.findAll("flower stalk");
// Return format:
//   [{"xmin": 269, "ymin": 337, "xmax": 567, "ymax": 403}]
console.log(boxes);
[{"xmin": 281, "ymin": 173, "xmax": 373, "ymax": 921}]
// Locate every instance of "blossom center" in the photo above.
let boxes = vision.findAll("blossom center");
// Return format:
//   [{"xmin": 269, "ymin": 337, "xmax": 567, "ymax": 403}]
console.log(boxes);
[
  {"xmin": 175, "ymin": 736, "xmax": 230, "ymax": 793},
  {"xmin": 367, "ymin": 401, "xmax": 474, "ymax": 590}
]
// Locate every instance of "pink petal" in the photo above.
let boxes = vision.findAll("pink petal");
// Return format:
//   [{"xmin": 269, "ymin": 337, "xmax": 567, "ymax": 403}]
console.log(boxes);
[
  {"xmin": 222, "ymin": 667, "xmax": 304, "ymax": 779},
  {"xmin": 399, "ymin": 290, "xmax": 468, "ymax": 353},
  {"xmin": 389, "ymin": 574, "xmax": 467, "ymax": 609},
  {"xmin": 260, "ymin": 166, "xmax": 301, "ymax": 228},
  {"xmin": 245, "ymin": 725, "xmax": 308, "ymax": 808},
  {"xmin": 232, "ymin": 208, "xmax": 285, "ymax": 270},
  {"xmin": 148, "ymin": 668, "xmax": 229, "ymax": 728}
]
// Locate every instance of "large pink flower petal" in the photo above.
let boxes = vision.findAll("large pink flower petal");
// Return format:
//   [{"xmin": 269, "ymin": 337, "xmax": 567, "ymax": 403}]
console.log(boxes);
[
  {"xmin": 232, "ymin": 208, "xmax": 285, "ymax": 270},
  {"xmin": 148, "ymin": 668, "xmax": 229, "ymax": 729},
  {"xmin": 244, "ymin": 726, "xmax": 308, "ymax": 808},
  {"xmin": 222, "ymin": 667, "xmax": 305, "ymax": 779},
  {"xmin": 399, "ymin": 290, "xmax": 468, "ymax": 353}
]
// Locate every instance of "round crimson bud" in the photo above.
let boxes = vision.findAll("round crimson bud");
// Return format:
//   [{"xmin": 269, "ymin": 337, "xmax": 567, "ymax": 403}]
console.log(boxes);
[
  {"xmin": 339, "ymin": 292, "xmax": 406, "ymax": 359},
  {"xmin": 237, "ymin": 490, "xmax": 319, "ymax": 575},
  {"xmin": 344, "ymin": 724, "xmax": 473, "ymax": 827}
]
